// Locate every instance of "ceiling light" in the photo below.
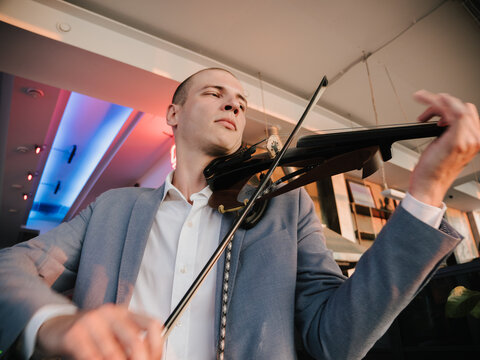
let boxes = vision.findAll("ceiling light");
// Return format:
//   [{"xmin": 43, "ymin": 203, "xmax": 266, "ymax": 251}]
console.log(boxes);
[
  {"xmin": 27, "ymin": 172, "xmax": 34, "ymax": 181},
  {"xmin": 23, "ymin": 87, "xmax": 45, "ymax": 98},
  {"xmin": 23, "ymin": 193, "xmax": 30, "ymax": 201},
  {"xmin": 35, "ymin": 145, "xmax": 44, "ymax": 154},
  {"xmin": 27, "ymin": 92, "xmax": 133, "ymax": 233},
  {"xmin": 56, "ymin": 22, "xmax": 72, "ymax": 33},
  {"xmin": 15, "ymin": 146, "xmax": 30, "ymax": 153}
]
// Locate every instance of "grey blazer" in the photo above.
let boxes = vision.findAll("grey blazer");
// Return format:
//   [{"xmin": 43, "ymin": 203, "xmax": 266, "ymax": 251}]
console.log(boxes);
[{"xmin": 0, "ymin": 185, "xmax": 461, "ymax": 359}]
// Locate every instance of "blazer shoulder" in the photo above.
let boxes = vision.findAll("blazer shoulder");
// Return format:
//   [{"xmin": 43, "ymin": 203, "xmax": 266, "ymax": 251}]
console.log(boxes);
[{"xmin": 96, "ymin": 186, "xmax": 157, "ymax": 205}]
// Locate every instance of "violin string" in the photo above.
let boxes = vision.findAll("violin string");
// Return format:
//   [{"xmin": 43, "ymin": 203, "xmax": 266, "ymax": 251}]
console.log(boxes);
[
  {"xmin": 288, "ymin": 121, "xmax": 428, "ymax": 137},
  {"xmin": 251, "ymin": 125, "xmax": 428, "ymax": 143}
]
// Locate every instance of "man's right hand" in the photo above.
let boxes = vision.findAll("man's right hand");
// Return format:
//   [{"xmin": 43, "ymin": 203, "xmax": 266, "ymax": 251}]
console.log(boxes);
[{"xmin": 36, "ymin": 303, "xmax": 164, "ymax": 360}]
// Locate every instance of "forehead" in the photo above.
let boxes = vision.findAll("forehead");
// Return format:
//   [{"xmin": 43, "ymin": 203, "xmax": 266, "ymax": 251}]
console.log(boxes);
[{"xmin": 190, "ymin": 70, "xmax": 245, "ymax": 94}]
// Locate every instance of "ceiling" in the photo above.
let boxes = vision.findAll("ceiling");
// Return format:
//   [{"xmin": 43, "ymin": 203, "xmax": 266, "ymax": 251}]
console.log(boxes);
[
  {"xmin": 62, "ymin": 0, "xmax": 480, "ymax": 126},
  {"xmin": 1, "ymin": 0, "xmax": 480, "ymax": 246}
]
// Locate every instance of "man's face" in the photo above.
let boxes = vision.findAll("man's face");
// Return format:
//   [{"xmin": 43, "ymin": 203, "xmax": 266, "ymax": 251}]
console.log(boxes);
[{"xmin": 169, "ymin": 69, "xmax": 247, "ymax": 157}]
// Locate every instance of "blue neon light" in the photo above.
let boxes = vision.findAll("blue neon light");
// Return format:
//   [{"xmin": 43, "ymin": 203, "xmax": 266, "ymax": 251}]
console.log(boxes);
[{"xmin": 27, "ymin": 92, "xmax": 132, "ymax": 233}]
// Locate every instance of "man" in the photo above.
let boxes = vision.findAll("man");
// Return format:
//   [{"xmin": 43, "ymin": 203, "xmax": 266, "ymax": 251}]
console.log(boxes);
[{"xmin": 0, "ymin": 68, "xmax": 479, "ymax": 359}]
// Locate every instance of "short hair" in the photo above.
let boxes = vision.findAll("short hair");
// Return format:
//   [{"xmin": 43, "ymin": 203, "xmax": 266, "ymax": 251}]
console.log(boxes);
[{"xmin": 172, "ymin": 68, "xmax": 238, "ymax": 105}]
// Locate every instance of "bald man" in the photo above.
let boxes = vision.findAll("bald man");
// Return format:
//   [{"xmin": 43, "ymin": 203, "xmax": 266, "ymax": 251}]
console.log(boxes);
[{"xmin": 0, "ymin": 68, "xmax": 478, "ymax": 360}]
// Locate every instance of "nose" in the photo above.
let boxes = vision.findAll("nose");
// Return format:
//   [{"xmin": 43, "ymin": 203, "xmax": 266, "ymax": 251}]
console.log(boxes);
[{"xmin": 223, "ymin": 101, "xmax": 240, "ymax": 116}]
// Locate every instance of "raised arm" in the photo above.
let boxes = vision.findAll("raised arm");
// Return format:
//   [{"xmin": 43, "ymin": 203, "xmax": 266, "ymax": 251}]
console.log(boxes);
[{"xmin": 296, "ymin": 91, "xmax": 478, "ymax": 359}]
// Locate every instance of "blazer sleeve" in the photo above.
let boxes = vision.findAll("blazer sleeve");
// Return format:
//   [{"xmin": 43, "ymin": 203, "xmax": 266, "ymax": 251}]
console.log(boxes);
[
  {"xmin": 294, "ymin": 189, "xmax": 462, "ymax": 360},
  {"xmin": 0, "ymin": 200, "xmax": 95, "ymax": 353}
]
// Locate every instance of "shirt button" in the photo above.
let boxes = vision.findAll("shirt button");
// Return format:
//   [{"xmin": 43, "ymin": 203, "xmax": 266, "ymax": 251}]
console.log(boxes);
[
  {"xmin": 180, "ymin": 266, "xmax": 187, "ymax": 274},
  {"xmin": 186, "ymin": 221, "xmax": 193, "ymax": 227}
]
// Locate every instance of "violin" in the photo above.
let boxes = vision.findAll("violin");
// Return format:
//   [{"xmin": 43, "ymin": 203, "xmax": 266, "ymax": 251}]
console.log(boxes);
[{"xmin": 204, "ymin": 122, "xmax": 444, "ymax": 227}]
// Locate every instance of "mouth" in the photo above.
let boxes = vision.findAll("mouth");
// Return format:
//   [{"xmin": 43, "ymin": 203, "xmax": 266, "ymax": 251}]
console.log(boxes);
[{"xmin": 215, "ymin": 118, "xmax": 236, "ymax": 131}]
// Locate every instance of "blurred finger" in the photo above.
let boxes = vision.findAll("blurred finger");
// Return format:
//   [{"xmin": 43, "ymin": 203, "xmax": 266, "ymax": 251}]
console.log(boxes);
[
  {"xmin": 129, "ymin": 313, "xmax": 164, "ymax": 359},
  {"xmin": 413, "ymin": 89, "xmax": 438, "ymax": 106},
  {"xmin": 145, "ymin": 320, "xmax": 164, "ymax": 359},
  {"xmin": 416, "ymin": 106, "xmax": 439, "ymax": 123},
  {"xmin": 88, "ymin": 319, "xmax": 127, "ymax": 360},
  {"xmin": 414, "ymin": 91, "xmax": 469, "ymax": 125},
  {"xmin": 64, "ymin": 328, "xmax": 103, "ymax": 360},
  {"xmin": 105, "ymin": 312, "xmax": 149, "ymax": 360},
  {"xmin": 467, "ymin": 102, "xmax": 479, "ymax": 121},
  {"xmin": 414, "ymin": 90, "xmax": 446, "ymax": 123},
  {"xmin": 437, "ymin": 93, "xmax": 468, "ymax": 117}
]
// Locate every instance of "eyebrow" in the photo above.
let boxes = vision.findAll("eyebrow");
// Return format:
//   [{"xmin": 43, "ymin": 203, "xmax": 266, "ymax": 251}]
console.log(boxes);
[{"xmin": 201, "ymin": 85, "xmax": 248, "ymax": 106}]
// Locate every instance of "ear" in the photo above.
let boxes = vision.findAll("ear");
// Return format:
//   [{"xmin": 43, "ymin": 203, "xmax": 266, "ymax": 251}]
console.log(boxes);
[{"xmin": 166, "ymin": 104, "xmax": 179, "ymax": 127}]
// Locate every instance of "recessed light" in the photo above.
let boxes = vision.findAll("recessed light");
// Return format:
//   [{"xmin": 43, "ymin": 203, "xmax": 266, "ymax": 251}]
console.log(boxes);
[
  {"xmin": 15, "ymin": 146, "xmax": 30, "ymax": 153},
  {"xmin": 8, "ymin": 209, "xmax": 18, "ymax": 213},
  {"xmin": 11, "ymin": 184, "xmax": 23, "ymax": 189},
  {"xmin": 56, "ymin": 22, "xmax": 72, "ymax": 33},
  {"xmin": 34, "ymin": 145, "xmax": 46, "ymax": 154},
  {"xmin": 15, "ymin": 145, "xmax": 45, "ymax": 154},
  {"xmin": 23, "ymin": 87, "xmax": 44, "ymax": 98}
]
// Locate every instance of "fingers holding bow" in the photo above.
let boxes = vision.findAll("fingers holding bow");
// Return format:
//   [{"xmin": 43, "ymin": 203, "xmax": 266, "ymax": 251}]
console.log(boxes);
[{"xmin": 36, "ymin": 304, "xmax": 164, "ymax": 360}]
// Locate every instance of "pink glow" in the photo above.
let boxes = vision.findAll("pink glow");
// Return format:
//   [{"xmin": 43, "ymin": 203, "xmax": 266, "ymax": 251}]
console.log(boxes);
[{"xmin": 170, "ymin": 144, "xmax": 176, "ymax": 169}]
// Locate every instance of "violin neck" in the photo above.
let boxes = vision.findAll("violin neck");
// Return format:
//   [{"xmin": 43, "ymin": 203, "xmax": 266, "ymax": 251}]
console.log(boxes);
[{"xmin": 296, "ymin": 122, "xmax": 444, "ymax": 150}]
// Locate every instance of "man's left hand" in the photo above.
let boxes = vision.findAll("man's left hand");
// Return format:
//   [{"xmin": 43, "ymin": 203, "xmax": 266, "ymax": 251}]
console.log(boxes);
[{"xmin": 409, "ymin": 90, "xmax": 480, "ymax": 207}]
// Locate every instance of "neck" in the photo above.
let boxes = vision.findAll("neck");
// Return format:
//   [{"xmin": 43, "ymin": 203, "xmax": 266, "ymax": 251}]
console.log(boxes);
[{"xmin": 171, "ymin": 150, "xmax": 214, "ymax": 202}]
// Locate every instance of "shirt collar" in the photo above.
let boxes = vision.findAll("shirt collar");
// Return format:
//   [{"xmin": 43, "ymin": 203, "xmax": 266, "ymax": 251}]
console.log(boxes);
[{"xmin": 163, "ymin": 170, "xmax": 212, "ymax": 203}]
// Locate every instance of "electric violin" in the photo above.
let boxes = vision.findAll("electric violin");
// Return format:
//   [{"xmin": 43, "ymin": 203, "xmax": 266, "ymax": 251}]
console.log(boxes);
[{"xmin": 205, "ymin": 122, "xmax": 445, "ymax": 223}]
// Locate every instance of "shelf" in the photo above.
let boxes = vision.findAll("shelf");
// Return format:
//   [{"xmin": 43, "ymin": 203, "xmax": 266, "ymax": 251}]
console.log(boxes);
[
  {"xmin": 354, "ymin": 230, "xmax": 375, "ymax": 241},
  {"xmin": 351, "ymin": 203, "xmax": 391, "ymax": 220}
]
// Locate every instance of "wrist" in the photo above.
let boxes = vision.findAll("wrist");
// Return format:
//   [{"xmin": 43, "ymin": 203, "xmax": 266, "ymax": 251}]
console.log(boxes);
[
  {"xmin": 22, "ymin": 304, "xmax": 77, "ymax": 359},
  {"xmin": 402, "ymin": 192, "xmax": 446, "ymax": 228},
  {"xmin": 408, "ymin": 189, "xmax": 444, "ymax": 208},
  {"xmin": 36, "ymin": 313, "xmax": 78, "ymax": 356},
  {"xmin": 408, "ymin": 174, "xmax": 448, "ymax": 208}
]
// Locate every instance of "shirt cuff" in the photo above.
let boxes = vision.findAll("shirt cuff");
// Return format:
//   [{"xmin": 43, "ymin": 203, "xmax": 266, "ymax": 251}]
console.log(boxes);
[
  {"xmin": 20, "ymin": 304, "xmax": 78, "ymax": 359},
  {"xmin": 401, "ymin": 192, "xmax": 447, "ymax": 229}
]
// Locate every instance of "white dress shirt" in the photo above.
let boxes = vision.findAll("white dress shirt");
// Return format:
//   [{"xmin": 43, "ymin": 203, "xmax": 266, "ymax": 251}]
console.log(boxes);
[
  {"xmin": 129, "ymin": 172, "xmax": 222, "ymax": 359},
  {"xmin": 21, "ymin": 181, "xmax": 446, "ymax": 359}
]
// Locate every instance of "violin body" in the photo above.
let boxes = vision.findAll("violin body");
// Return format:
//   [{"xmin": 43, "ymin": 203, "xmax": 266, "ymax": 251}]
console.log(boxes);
[{"xmin": 205, "ymin": 122, "xmax": 445, "ymax": 218}]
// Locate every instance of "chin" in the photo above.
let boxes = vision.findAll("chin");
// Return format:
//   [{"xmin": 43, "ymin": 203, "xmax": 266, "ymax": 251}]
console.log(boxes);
[{"xmin": 206, "ymin": 142, "xmax": 241, "ymax": 158}]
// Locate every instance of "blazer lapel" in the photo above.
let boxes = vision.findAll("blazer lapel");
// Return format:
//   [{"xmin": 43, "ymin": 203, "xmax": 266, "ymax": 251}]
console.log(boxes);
[
  {"xmin": 214, "ymin": 213, "xmax": 247, "ymax": 345},
  {"xmin": 116, "ymin": 185, "xmax": 165, "ymax": 304}
]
